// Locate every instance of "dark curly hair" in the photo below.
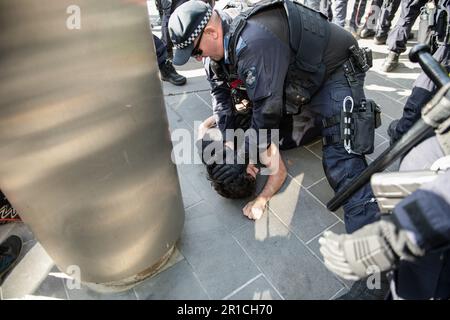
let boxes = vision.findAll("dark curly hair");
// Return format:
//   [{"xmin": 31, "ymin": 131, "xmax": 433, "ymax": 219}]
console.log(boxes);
[{"xmin": 206, "ymin": 164, "xmax": 256, "ymax": 199}]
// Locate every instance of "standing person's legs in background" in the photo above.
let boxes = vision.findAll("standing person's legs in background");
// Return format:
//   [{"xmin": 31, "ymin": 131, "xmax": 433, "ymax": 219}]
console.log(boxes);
[
  {"xmin": 375, "ymin": 0, "xmax": 402, "ymax": 44},
  {"xmin": 359, "ymin": 0, "xmax": 383, "ymax": 38},
  {"xmin": 154, "ymin": 0, "xmax": 163, "ymax": 26},
  {"xmin": 333, "ymin": 0, "xmax": 348, "ymax": 28},
  {"xmin": 154, "ymin": 34, "xmax": 186, "ymax": 86},
  {"xmin": 349, "ymin": 0, "xmax": 368, "ymax": 34},
  {"xmin": 382, "ymin": 0, "xmax": 427, "ymax": 72}
]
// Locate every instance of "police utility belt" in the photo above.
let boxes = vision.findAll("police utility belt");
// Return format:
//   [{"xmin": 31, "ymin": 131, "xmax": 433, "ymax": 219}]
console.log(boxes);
[{"xmin": 321, "ymin": 45, "xmax": 382, "ymax": 155}]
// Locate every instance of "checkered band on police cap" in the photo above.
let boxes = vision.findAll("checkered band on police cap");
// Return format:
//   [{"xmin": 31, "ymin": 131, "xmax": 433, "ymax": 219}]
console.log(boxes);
[{"xmin": 174, "ymin": 8, "xmax": 212, "ymax": 49}]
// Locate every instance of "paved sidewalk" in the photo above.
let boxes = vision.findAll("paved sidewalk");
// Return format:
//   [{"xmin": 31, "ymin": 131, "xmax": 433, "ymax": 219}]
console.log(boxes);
[{"xmin": 0, "ymin": 1, "xmax": 424, "ymax": 300}]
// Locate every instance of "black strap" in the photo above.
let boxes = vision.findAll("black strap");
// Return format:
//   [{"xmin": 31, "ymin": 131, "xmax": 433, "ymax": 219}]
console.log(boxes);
[
  {"xmin": 227, "ymin": 0, "xmax": 284, "ymax": 67},
  {"xmin": 321, "ymin": 114, "xmax": 340, "ymax": 128},
  {"xmin": 322, "ymin": 135, "xmax": 341, "ymax": 146}
]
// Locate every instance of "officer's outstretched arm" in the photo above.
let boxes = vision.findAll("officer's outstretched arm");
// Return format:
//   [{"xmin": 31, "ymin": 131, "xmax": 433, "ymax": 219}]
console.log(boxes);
[{"xmin": 242, "ymin": 143, "xmax": 287, "ymax": 220}]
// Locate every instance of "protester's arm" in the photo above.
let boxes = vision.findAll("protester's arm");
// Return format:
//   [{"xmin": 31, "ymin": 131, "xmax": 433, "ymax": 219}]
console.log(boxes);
[{"xmin": 243, "ymin": 143, "xmax": 287, "ymax": 220}]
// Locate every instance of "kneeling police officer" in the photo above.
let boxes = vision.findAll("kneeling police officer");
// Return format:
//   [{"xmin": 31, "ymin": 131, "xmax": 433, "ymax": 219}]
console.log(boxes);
[{"xmin": 169, "ymin": 0, "xmax": 381, "ymax": 232}]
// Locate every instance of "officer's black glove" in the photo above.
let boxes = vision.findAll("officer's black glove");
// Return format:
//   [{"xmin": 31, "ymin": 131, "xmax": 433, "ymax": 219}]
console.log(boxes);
[
  {"xmin": 233, "ymin": 112, "xmax": 252, "ymax": 130},
  {"xmin": 387, "ymin": 119, "xmax": 400, "ymax": 146},
  {"xmin": 211, "ymin": 163, "xmax": 246, "ymax": 184}
]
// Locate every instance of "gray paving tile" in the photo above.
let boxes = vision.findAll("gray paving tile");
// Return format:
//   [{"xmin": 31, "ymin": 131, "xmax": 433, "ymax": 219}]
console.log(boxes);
[
  {"xmin": 165, "ymin": 93, "xmax": 212, "ymax": 130},
  {"xmin": 376, "ymin": 113, "xmax": 394, "ymax": 140},
  {"xmin": 307, "ymin": 178, "xmax": 345, "ymax": 221},
  {"xmin": 225, "ymin": 275, "xmax": 282, "ymax": 300},
  {"xmin": 365, "ymin": 91, "xmax": 404, "ymax": 120},
  {"xmin": 281, "ymin": 147, "xmax": 325, "ymax": 188},
  {"xmin": 65, "ymin": 283, "xmax": 137, "ymax": 300},
  {"xmin": 166, "ymin": 108, "xmax": 202, "ymax": 208},
  {"xmin": 380, "ymin": 68, "xmax": 418, "ymax": 91},
  {"xmin": 332, "ymin": 287, "xmax": 350, "ymax": 300},
  {"xmin": 179, "ymin": 202, "xmax": 260, "ymax": 299},
  {"xmin": 268, "ymin": 177, "xmax": 338, "ymax": 242},
  {"xmin": 204, "ymin": 196, "xmax": 251, "ymax": 234},
  {"xmin": 196, "ymin": 91, "xmax": 213, "ymax": 109},
  {"xmin": 233, "ymin": 214, "xmax": 343, "ymax": 299},
  {"xmin": 367, "ymin": 140, "xmax": 389, "ymax": 163},
  {"xmin": 375, "ymin": 132, "xmax": 388, "ymax": 148},
  {"xmin": 306, "ymin": 222, "xmax": 355, "ymax": 289},
  {"xmin": 177, "ymin": 168, "xmax": 203, "ymax": 209},
  {"xmin": 365, "ymin": 71, "xmax": 412, "ymax": 91},
  {"xmin": 176, "ymin": 163, "xmax": 210, "ymax": 199},
  {"xmin": 306, "ymin": 222, "xmax": 347, "ymax": 262},
  {"xmin": 165, "ymin": 102, "xmax": 187, "ymax": 131},
  {"xmin": 134, "ymin": 260, "xmax": 208, "ymax": 300},
  {"xmin": 397, "ymin": 95, "xmax": 408, "ymax": 105},
  {"xmin": 177, "ymin": 163, "xmax": 250, "ymax": 232},
  {"xmin": 162, "ymin": 69, "xmax": 210, "ymax": 95},
  {"xmin": 305, "ymin": 140, "xmax": 323, "ymax": 159},
  {"xmin": 33, "ymin": 266, "xmax": 68, "ymax": 300}
]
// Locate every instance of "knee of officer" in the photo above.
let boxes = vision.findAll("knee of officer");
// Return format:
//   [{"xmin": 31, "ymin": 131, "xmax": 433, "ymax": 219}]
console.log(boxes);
[{"xmin": 322, "ymin": 145, "xmax": 367, "ymax": 191}]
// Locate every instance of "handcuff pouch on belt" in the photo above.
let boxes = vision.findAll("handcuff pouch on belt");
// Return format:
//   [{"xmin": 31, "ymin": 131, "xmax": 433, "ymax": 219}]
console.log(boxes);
[
  {"xmin": 340, "ymin": 97, "xmax": 382, "ymax": 155},
  {"xmin": 323, "ymin": 45, "xmax": 381, "ymax": 155}
]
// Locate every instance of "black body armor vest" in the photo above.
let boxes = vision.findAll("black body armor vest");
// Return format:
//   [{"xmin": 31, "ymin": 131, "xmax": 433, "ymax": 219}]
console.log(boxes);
[{"xmin": 225, "ymin": 0, "xmax": 331, "ymax": 112}]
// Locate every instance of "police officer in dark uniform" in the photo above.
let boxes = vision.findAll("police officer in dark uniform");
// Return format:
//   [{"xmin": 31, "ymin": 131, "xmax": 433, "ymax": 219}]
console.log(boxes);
[
  {"xmin": 168, "ymin": 0, "xmax": 381, "ymax": 235},
  {"xmin": 160, "ymin": 0, "xmax": 189, "ymax": 58},
  {"xmin": 359, "ymin": 0, "xmax": 401, "ymax": 45},
  {"xmin": 155, "ymin": 0, "xmax": 163, "ymax": 26},
  {"xmin": 304, "ymin": 0, "xmax": 333, "ymax": 19},
  {"xmin": 333, "ymin": 0, "xmax": 368, "ymax": 34},
  {"xmin": 382, "ymin": 0, "xmax": 428, "ymax": 72},
  {"xmin": 153, "ymin": 34, "xmax": 187, "ymax": 85}
]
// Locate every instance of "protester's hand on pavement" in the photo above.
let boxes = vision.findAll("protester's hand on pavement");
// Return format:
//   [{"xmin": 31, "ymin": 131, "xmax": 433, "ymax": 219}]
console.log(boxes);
[{"xmin": 243, "ymin": 197, "xmax": 268, "ymax": 220}]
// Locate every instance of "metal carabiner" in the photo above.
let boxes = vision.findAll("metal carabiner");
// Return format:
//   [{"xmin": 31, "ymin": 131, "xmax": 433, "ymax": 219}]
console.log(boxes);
[{"xmin": 342, "ymin": 96, "xmax": 354, "ymax": 154}]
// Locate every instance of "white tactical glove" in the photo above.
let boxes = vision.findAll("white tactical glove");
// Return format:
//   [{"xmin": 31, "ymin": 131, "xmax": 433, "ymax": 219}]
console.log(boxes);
[{"xmin": 319, "ymin": 219, "xmax": 425, "ymax": 281}]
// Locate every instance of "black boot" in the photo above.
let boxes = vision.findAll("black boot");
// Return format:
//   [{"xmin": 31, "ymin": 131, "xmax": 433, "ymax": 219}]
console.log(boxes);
[
  {"xmin": 159, "ymin": 59, "xmax": 186, "ymax": 86},
  {"xmin": 336, "ymin": 272, "xmax": 391, "ymax": 300},
  {"xmin": 374, "ymin": 34, "xmax": 388, "ymax": 45},
  {"xmin": 387, "ymin": 119, "xmax": 400, "ymax": 146},
  {"xmin": 382, "ymin": 51, "xmax": 400, "ymax": 72},
  {"xmin": 359, "ymin": 28, "xmax": 375, "ymax": 39}
]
